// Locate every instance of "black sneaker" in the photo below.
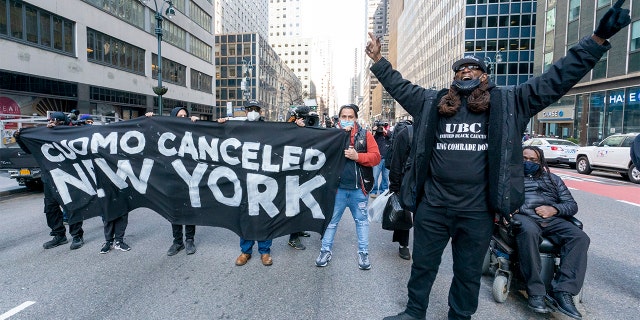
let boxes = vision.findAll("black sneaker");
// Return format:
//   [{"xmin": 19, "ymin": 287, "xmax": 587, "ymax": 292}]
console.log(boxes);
[
  {"xmin": 100, "ymin": 241, "xmax": 113, "ymax": 254},
  {"xmin": 398, "ymin": 246, "xmax": 411, "ymax": 260},
  {"xmin": 185, "ymin": 239, "xmax": 196, "ymax": 255},
  {"xmin": 70, "ymin": 237, "xmax": 84, "ymax": 250},
  {"xmin": 43, "ymin": 235, "xmax": 68, "ymax": 249},
  {"xmin": 114, "ymin": 241, "xmax": 131, "ymax": 252},
  {"xmin": 288, "ymin": 237, "xmax": 306, "ymax": 250},
  {"xmin": 382, "ymin": 311, "xmax": 424, "ymax": 320},
  {"xmin": 167, "ymin": 243, "xmax": 184, "ymax": 256}
]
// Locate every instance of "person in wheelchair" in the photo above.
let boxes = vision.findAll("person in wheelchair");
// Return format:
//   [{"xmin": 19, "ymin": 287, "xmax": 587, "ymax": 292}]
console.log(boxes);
[{"xmin": 514, "ymin": 146, "xmax": 589, "ymax": 319}]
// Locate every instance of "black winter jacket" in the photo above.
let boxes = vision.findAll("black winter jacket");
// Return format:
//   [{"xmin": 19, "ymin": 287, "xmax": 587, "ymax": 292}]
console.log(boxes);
[
  {"xmin": 518, "ymin": 172, "xmax": 578, "ymax": 224},
  {"xmin": 370, "ymin": 36, "xmax": 610, "ymax": 217}
]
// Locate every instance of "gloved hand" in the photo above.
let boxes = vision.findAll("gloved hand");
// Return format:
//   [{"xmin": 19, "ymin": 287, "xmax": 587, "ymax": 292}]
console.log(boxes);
[{"xmin": 594, "ymin": 0, "xmax": 631, "ymax": 39}]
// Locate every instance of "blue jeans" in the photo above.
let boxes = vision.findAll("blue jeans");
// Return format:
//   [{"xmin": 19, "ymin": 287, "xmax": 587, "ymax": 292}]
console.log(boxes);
[
  {"xmin": 240, "ymin": 238, "xmax": 272, "ymax": 255},
  {"xmin": 372, "ymin": 159, "xmax": 389, "ymax": 194},
  {"xmin": 321, "ymin": 188, "xmax": 369, "ymax": 253}
]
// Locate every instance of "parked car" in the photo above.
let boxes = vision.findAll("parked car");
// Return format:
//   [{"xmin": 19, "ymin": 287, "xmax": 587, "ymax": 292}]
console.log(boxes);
[
  {"xmin": 575, "ymin": 133, "xmax": 640, "ymax": 184},
  {"xmin": 522, "ymin": 137, "xmax": 579, "ymax": 168}
]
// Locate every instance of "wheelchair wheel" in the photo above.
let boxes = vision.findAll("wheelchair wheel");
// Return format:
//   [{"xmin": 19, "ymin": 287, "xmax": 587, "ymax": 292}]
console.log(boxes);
[
  {"xmin": 482, "ymin": 248, "xmax": 491, "ymax": 275},
  {"xmin": 492, "ymin": 275, "xmax": 509, "ymax": 303}
]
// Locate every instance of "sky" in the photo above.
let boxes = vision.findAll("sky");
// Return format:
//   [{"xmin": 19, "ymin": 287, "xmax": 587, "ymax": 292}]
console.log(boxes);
[{"xmin": 304, "ymin": 0, "xmax": 366, "ymax": 107}]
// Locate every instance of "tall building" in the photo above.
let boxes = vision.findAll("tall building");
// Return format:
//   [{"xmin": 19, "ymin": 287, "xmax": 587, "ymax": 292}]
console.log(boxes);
[
  {"xmin": 268, "ymin": 0, "xmax": 314, "ymax": 99},
  {"xmin": 533, "ymin": 0, "xmax": 640, "ymax": 145},
  {"xmin": 215, "ymin": 33, "xmax": 300, "ymax": 120},
  {"xmin": 361, "ymin": 0, "xmax": 388, "ymax": 124},
  {"xmin": 214, "ymin": 0, "xmax": 268, "ymax": 40},
  {"xmin": 0, "ymin": 0, "xmax": 215, "ymax": 120}
]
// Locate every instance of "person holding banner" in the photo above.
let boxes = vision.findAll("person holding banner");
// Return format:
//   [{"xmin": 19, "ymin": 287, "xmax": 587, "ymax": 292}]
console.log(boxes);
[
  {"xmin": 315, "ymin": 104, "xmax": 380, "ymax": 270},
  {"xmin": 219, "ymin": 100, "xmax": 275, "ymax": 266},
  {"xmin": 366, "ymin": 0, "xmax": 630, "ymax": 318},
  {"xmin": 14, "ymin": 112, "xmax": 85, "ymax": 250},
  {"xmin": 151, "ymin": 106, "xmax": 200, "ymax": 256}
]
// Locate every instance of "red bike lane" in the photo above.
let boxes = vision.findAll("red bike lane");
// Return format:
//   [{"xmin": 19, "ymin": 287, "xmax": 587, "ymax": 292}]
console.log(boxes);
[{"xmin": 551, "ymin": 170, "xmax": 640, "ymax": 206}]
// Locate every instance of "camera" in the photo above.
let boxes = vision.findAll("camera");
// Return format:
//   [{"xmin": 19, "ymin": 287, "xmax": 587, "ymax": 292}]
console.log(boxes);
[
  {"xmin": 286, "ymin": 106, "xmax": 320, "ymax": 127},
  {"xmin": 373, "ymin": 120, "xmax": 388, "ymax": 132}
]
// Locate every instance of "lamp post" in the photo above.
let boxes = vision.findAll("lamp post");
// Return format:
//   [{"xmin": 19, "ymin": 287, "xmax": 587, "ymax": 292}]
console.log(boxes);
[
  {"xmin": 279, "ymin": 84, "xmax": 285, "ymax": 121},
  {"xmin": 485, "ymin": 49, "xmax": 504, "ymax": 83},
  {"xmin": 141, "ymin": 0, "xmax": 175, "ymax": 116},
  {"xmin": 241, "ymin": 58, "xmax": 253, "ymax": 107}
]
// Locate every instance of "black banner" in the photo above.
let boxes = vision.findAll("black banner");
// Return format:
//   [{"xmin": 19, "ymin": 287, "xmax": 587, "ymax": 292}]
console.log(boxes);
[{"xmin": 19, "ymin": 117, "xmax": 348, "ymax": 240}]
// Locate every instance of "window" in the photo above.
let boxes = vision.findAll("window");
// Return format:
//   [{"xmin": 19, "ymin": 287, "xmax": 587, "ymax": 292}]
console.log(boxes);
[
  {"xmin": 90, "ymin": 86, "xmax": 146, "ymax": 106},
  {"xmin": 0, "ymin": 1, "xmax": 75, "ymax": 55},
  {"xmin": 568, "ymin": 0, "xmax": 580, "ymax": 21},
  {"xmin": 190, "ymin": 35, "xmax": 212, "ymax": 62},
  {"xmin": 87, "ymin": 28, "xmax": 145, "ymax": 75},
  {"xmin": 189, "ymin": 1, "xmax": 212, "ymax": 33},
  {"xmin": 546, "ymin": 8, "xmax": 556, "ymax": 31},
  {"xmin": 152, "ymin": 54, "xmax": 186, "ymax": 86},
  {"xmin": 190, "ymin": 69, "xmax": 212, "ymax": 93},
  {"xmin": 82, "ymin": 0, "xmax": 144, "ymax": 29},
  {"xmin": 630, "ymin": 21, "xmax": 640, "ymax": 73},
  {"xmin": 597, "ymin": 0, "xmax": 610, "ymax": 8}
]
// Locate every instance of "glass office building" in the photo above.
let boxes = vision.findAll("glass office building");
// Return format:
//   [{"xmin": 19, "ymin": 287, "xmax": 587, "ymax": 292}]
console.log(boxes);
[
  {"xmin": 464, "ymin": 0, "xmax": 537, "ymax": 86},
  {"xmin": 534, "ymin": 0, "xmax": 640, "ymax": 145}
]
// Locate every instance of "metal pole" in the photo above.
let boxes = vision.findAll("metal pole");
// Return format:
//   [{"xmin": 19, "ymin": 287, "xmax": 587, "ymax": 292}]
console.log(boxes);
[{"xmin": 156, "ymin": 12, "xmax": 163, "ymax": 115}]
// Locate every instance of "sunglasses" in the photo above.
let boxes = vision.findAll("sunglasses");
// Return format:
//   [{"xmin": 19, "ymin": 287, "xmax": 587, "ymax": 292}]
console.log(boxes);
[
  {"xmin": 455, "ymin": 64, "xmax": 482, "ymax": 72},
  {"xmin": 245, "ymin": 106, "xmax": 260, "ymax": 112}
]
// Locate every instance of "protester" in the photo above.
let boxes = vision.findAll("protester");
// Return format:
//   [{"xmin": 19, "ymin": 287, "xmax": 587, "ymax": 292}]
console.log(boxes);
[
  {"xmin": 315, "ymin": 104, "xmax": 380, "ymax": 270},
  {"xmin": 631, "ymin": 134, "xmax": 640, "ymax": 171},
  {"xmin": 366, "ymin": 2, "xmax": 629, "ymax": 318},
  {"xmin": 387, "ymin": 120, "xmax": 414, "ymax": 260},
  {"xmin": 514, "ymin": 146, "xmax": 588, "ymax": 319},
  {"xmin": 14, "ymin": 112, "xmax": 85, "ymax": 250},
  {"xmin": 218, "ymin": 100, "xmax": 277, "ymax": 265},
  {"xmin": 100, "ymin": 214, "xmax": 131, "ymax": 254},
  {"xmin": 152, "ymin": 106, "xmax": 199, "ymax": 256},
  {"xmin": 371, "ymin": 121, "xmax": 390, "ymax": 198}
]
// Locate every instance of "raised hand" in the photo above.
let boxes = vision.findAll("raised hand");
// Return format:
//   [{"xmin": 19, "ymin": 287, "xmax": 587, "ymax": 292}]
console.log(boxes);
[
  {"xmin": 594, "ymin": 0, "xmax": 631, "ymax": 39},
  {"xmin": 365, "ymin": 32, "xmax": 382, "ymax": 62}
]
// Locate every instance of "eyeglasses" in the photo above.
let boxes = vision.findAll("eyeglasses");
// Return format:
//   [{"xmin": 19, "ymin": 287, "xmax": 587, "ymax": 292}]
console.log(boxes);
[
  {"xmin": 455, "ymin": 64, "xmax": 482, "ymax": 72},
  {"xmin": 245, "ymin": 106, "xmax": 260, "ymax": 112}
]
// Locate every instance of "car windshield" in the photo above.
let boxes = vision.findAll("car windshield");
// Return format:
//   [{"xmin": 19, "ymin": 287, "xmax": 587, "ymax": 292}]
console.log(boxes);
[{"xmin": 547, "ymin": 139, "xmax": 577, "ymax": 146}]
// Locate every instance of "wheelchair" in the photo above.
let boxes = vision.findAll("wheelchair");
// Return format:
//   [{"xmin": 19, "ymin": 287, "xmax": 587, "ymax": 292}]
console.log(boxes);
[{"xmin": 482, "ymin": 215, "xmax": 584, "ymax": 305}]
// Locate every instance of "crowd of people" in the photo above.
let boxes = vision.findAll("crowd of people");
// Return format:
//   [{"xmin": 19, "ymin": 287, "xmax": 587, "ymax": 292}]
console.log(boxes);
[{"xmin": 12, "ymin": 2, "xmax": 633, "ymax": 319}]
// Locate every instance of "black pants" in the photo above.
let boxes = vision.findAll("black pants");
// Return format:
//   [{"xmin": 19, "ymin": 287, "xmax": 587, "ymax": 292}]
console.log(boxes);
[
  {"xmin": 515, "ymin": 215, "xmax": 589, "ymax": 296},
  {"xmin": 103, "ymin": 214, "xmax": 128, "ymax": 242},
  {"xmin": 44, "ymin": 182, "xmax": 83, "ymax": 238},
  {"xmin": 404, "ymin": 201, "xmax": 493, "ymax": 320},
  {"xmin": 172, "ymin": 224, "xmax": 195, "ymax": 244},
  {"xmin": 392, "ymin": 229, "xmax": 410, "ymax": 247}
]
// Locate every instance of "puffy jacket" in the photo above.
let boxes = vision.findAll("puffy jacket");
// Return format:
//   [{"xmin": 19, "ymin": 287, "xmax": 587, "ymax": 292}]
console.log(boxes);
[
  {"xmin": 370, "ymin": 36, "xmax": 610, "ymax": 217},
  {"xmin": 631, "ymin": 134, "xmax": 640, "ymax": 171},
  {"xmin": 518, "ymin": 172, "xmax": 578, "ymax": 223}
]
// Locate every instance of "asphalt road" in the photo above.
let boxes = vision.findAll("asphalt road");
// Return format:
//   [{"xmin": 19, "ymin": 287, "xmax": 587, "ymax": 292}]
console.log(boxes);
[{"xmin": 0, "ymin": 169, "xmax": 638, "ymax": 319}]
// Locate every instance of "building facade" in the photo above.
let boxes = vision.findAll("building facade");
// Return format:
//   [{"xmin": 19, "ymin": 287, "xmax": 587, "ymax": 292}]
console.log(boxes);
[
  {"xmin": 215, "ymin": 32, "xmax": 300, "ymax": 120},
  {"xmin": 533, "ymin": 0, "xmax": 640, "ymax": 146},
  {"xmin": 0, "ymin": 0, "xmax": 215, "ymax": 122}
]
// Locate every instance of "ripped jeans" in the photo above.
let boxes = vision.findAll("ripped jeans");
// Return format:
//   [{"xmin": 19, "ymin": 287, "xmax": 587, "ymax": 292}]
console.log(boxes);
[{"xmin": 320, "ymin": 188, "xmax": 369, "ymax": 254}]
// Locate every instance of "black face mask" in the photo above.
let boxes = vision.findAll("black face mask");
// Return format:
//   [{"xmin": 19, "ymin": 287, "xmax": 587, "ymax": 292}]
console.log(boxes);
[{"xmin": 452, "ymin": 78, "xmax": 481, "ymax": 95}]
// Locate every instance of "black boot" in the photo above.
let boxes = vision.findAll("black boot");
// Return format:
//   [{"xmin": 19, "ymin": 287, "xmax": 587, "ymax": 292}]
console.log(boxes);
[
  {"xmin": 548, "ymin": 291, "xmax": 582, "ymax": 320},
  {"xmin": 527, "ymin": 295, "xmax": 548, "ymax": 313},
  {"xmin": 43, "ymin": 235, "xmax": 68, "ymax": 249}
]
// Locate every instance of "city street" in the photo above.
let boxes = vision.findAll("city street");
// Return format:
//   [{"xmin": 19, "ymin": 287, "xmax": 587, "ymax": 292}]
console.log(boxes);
[{"xmin": 0, "ymin": 168, "xmax": 638, "ymax": 320}]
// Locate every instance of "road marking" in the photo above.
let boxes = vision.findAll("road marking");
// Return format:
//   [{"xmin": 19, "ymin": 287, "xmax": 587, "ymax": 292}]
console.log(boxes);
[
  {"xmin": 0, "ymin": 301, "xmax": 35, "ymax": 320},
  {"xmin": 618, "ymin": 200, "xmax": 640, "ymax": 208}
]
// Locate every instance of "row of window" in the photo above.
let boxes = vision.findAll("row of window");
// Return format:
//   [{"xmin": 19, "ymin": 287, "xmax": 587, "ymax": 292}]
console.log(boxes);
[
  {"xmin": 465, "ymin": 38, "xmax": 535, "ymax": 52},
  {"xmin": 87, "ymin": 28, "xmax": 145, "ymax": 75},
  {"xmin": 0, "ymin": 0, "xmax": 74, "ymax": 55},
  {"xmin": 466, "ymin": 14, "xmax": 535, "ymax": 28},
  {"xmin": 90, "ymin": 86, "xmax": 146, "ymax": 106},
  {"xmin": 0, "ymin": 70, "xmax": 77, "ymax": 98},
  {"xmin": 466, "ymin": 1, "xmax": 536, "ymax": 16}
]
